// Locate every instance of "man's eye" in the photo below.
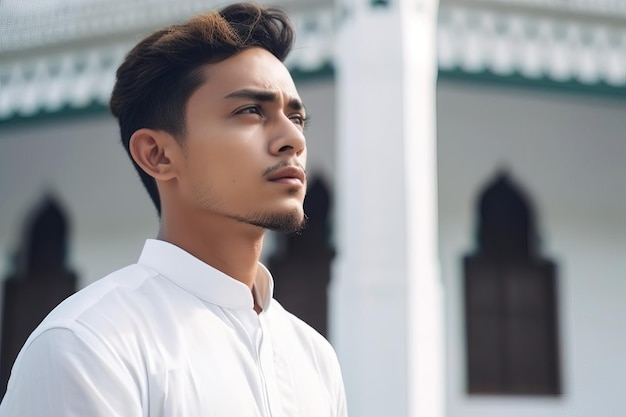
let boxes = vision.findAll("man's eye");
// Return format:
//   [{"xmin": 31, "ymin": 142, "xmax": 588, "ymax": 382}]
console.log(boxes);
[
  {"xmin": 237, "ymin": 106, "xmax": 262, "ymax": 115},
  {"xmin": 290, "ymin": 114, "xmax": 307, "ymax": 127}
]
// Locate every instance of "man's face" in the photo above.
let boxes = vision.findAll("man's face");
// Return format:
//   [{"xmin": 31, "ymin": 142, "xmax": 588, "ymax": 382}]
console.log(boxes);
[{"xmin": 174, "ymin": 47, "xmax": 307, "ymax": 233}]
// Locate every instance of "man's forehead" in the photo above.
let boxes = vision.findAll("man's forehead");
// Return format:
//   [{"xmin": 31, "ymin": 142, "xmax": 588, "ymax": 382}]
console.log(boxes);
[{"xmin": 197, "ymin": 48, "xmax": 300, "ymax": 99}]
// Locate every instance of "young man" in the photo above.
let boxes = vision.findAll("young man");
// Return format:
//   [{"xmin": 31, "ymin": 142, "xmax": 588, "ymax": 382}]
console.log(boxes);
[{"xmin": 0, "ymin": 3, "xmax": 347, "ymax": 416}]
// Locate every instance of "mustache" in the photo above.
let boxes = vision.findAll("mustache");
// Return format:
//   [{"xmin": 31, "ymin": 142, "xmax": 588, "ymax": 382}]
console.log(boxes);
[{"xmin": 262, "ymin": 160, "xmax": 306, "ymax": 178}]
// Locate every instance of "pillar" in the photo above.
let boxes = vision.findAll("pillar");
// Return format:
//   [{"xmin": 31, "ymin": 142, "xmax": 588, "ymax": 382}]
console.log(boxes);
[{"xmin": 330, "ymin": 0, "xmax": 443, "ymax": 416}]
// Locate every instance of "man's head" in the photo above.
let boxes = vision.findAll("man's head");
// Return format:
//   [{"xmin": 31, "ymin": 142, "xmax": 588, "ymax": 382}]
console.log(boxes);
[{"xmin": 109, "ymin": 2, "xmax": 307, "ymax": 233}]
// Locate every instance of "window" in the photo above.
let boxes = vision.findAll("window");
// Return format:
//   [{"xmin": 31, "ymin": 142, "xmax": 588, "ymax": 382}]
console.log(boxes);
[{"xmin": 464, "ymin": 172, "xmax": 561, "ymax": 395}]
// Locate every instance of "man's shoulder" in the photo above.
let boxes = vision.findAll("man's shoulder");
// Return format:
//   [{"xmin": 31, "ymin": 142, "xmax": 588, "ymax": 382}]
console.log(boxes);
[{"xmin": 28, "ymin": 263, "xmax": 158, "ymax": 339}]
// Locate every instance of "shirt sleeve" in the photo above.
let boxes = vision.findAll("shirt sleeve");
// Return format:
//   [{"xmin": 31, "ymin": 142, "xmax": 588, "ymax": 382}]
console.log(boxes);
[
  {"xmin": 327, "ymin": 347, "xmax": 348, "ymax": 417},
  {"xmin": 334, "ymin": 365, "xmax": 348, "ymax": 417},
  {"xmin": 0, "ymin": 327, "xmax": 143, "ymax": 417},
  {"xmin": 313, "ymin": 332, "xmax": 349, "ymax": 417}
]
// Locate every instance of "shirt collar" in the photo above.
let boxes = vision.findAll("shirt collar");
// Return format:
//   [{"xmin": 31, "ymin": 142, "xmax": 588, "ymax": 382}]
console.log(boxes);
[{"xmin": 137, "ymin": 239, "xmax": 274, "ymax": 311}]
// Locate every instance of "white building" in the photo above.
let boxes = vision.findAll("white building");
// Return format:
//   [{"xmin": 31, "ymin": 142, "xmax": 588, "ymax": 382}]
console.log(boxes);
[{"xmin": 1, "ymin": 0, "xmax": 625, "ymax": 416}]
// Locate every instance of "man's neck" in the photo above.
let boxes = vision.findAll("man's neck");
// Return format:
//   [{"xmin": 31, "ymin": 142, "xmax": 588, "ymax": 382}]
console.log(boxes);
[{"xmin": 157, "ymin": 213, "xmax": 265, "ymax": 290}]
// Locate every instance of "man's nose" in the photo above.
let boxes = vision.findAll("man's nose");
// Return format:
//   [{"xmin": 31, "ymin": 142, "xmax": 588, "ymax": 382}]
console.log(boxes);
[{"xmin": 269, "ymin": 115, "xmax": 306, "ymax": 157}]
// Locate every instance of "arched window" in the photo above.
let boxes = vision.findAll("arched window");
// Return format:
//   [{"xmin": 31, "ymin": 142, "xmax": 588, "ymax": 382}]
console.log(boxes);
[
  {"xmin": 464, "ymin": 172, "xmax": 561, "ymax": 395},
  {"xmin": 1, "ymin": 195, "xmax": 77, "ymax": 395}
]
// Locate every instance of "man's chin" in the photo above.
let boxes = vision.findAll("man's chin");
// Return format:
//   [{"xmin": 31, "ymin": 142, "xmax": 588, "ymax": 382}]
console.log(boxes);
[
  {"xmin": 267, "ymin": 215, "xmax": 308, "ymax": 234},
  {"xmin": 232, "ymin": 210, "xmax": 307, "ymax": 234}
]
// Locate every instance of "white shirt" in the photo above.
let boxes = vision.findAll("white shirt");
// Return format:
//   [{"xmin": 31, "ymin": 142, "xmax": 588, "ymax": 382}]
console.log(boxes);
[{"xmin": 0, "ymin": 239, "xmax": 348, "ymax": 417}]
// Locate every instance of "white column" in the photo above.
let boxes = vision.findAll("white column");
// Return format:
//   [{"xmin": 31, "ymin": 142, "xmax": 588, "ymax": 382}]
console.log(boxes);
[{"xmin": 330, "ymin": 1, "xmax": 442, "ymax": 417}]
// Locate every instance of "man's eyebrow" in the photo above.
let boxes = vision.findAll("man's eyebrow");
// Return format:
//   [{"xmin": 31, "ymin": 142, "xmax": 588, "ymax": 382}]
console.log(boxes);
[
  {"xmin": 288, "ymin": 97, "xmax": 305, "ymax": 112},
  {"xmin": 224, "ymin": 89, "xmax": 306, "ymax": 112}
]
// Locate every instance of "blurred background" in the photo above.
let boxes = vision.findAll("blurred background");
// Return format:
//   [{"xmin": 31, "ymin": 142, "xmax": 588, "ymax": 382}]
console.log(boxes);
[{"xmin": 1, "ymin": 0, "xmax": 625, "ymax": 416}]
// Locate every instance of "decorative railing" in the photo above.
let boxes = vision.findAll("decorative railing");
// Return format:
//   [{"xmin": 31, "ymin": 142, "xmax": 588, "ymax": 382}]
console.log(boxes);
[{"xmin": 2, "ymin": 0, "xmax": 625, "ymax": 121}]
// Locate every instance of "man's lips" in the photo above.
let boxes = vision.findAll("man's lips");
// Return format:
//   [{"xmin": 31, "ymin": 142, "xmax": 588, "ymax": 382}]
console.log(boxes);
[{"xmin": 266, "ymin": 166, "xmax": 306, "ymax": 186}]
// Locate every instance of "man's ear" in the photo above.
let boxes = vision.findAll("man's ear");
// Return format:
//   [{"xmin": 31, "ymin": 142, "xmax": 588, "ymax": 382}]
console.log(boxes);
[{"xmin": 129, "ymin": 128, "xmax": 180, "ymax": 181}]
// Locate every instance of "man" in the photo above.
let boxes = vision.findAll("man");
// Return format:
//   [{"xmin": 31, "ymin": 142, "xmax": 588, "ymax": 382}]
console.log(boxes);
[{"xmin": 0, "ymin": 3, "xmax": 348, "ymax": 416}]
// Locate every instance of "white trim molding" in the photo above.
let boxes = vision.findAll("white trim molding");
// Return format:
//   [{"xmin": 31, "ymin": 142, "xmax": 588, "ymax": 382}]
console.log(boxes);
[
  {"xmin": 446, "ymin": 0, "xmax": 626, "ymax": 18},
  {"xmin": 2, "ymin": 1, "xmax": 626, "ymax": 121},
  {"xmin": 0, "ymin": 6, "xmax": 335, "ymax": 121},
  {"xmin": 438, "ymin": 3, "xmax": 626, "ymax": 86}
]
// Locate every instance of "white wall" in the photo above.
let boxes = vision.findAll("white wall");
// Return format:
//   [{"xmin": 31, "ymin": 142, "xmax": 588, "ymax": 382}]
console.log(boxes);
[{"xmin": 437, "ymin": 79, "xmax": 626, "ymax": 417}]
